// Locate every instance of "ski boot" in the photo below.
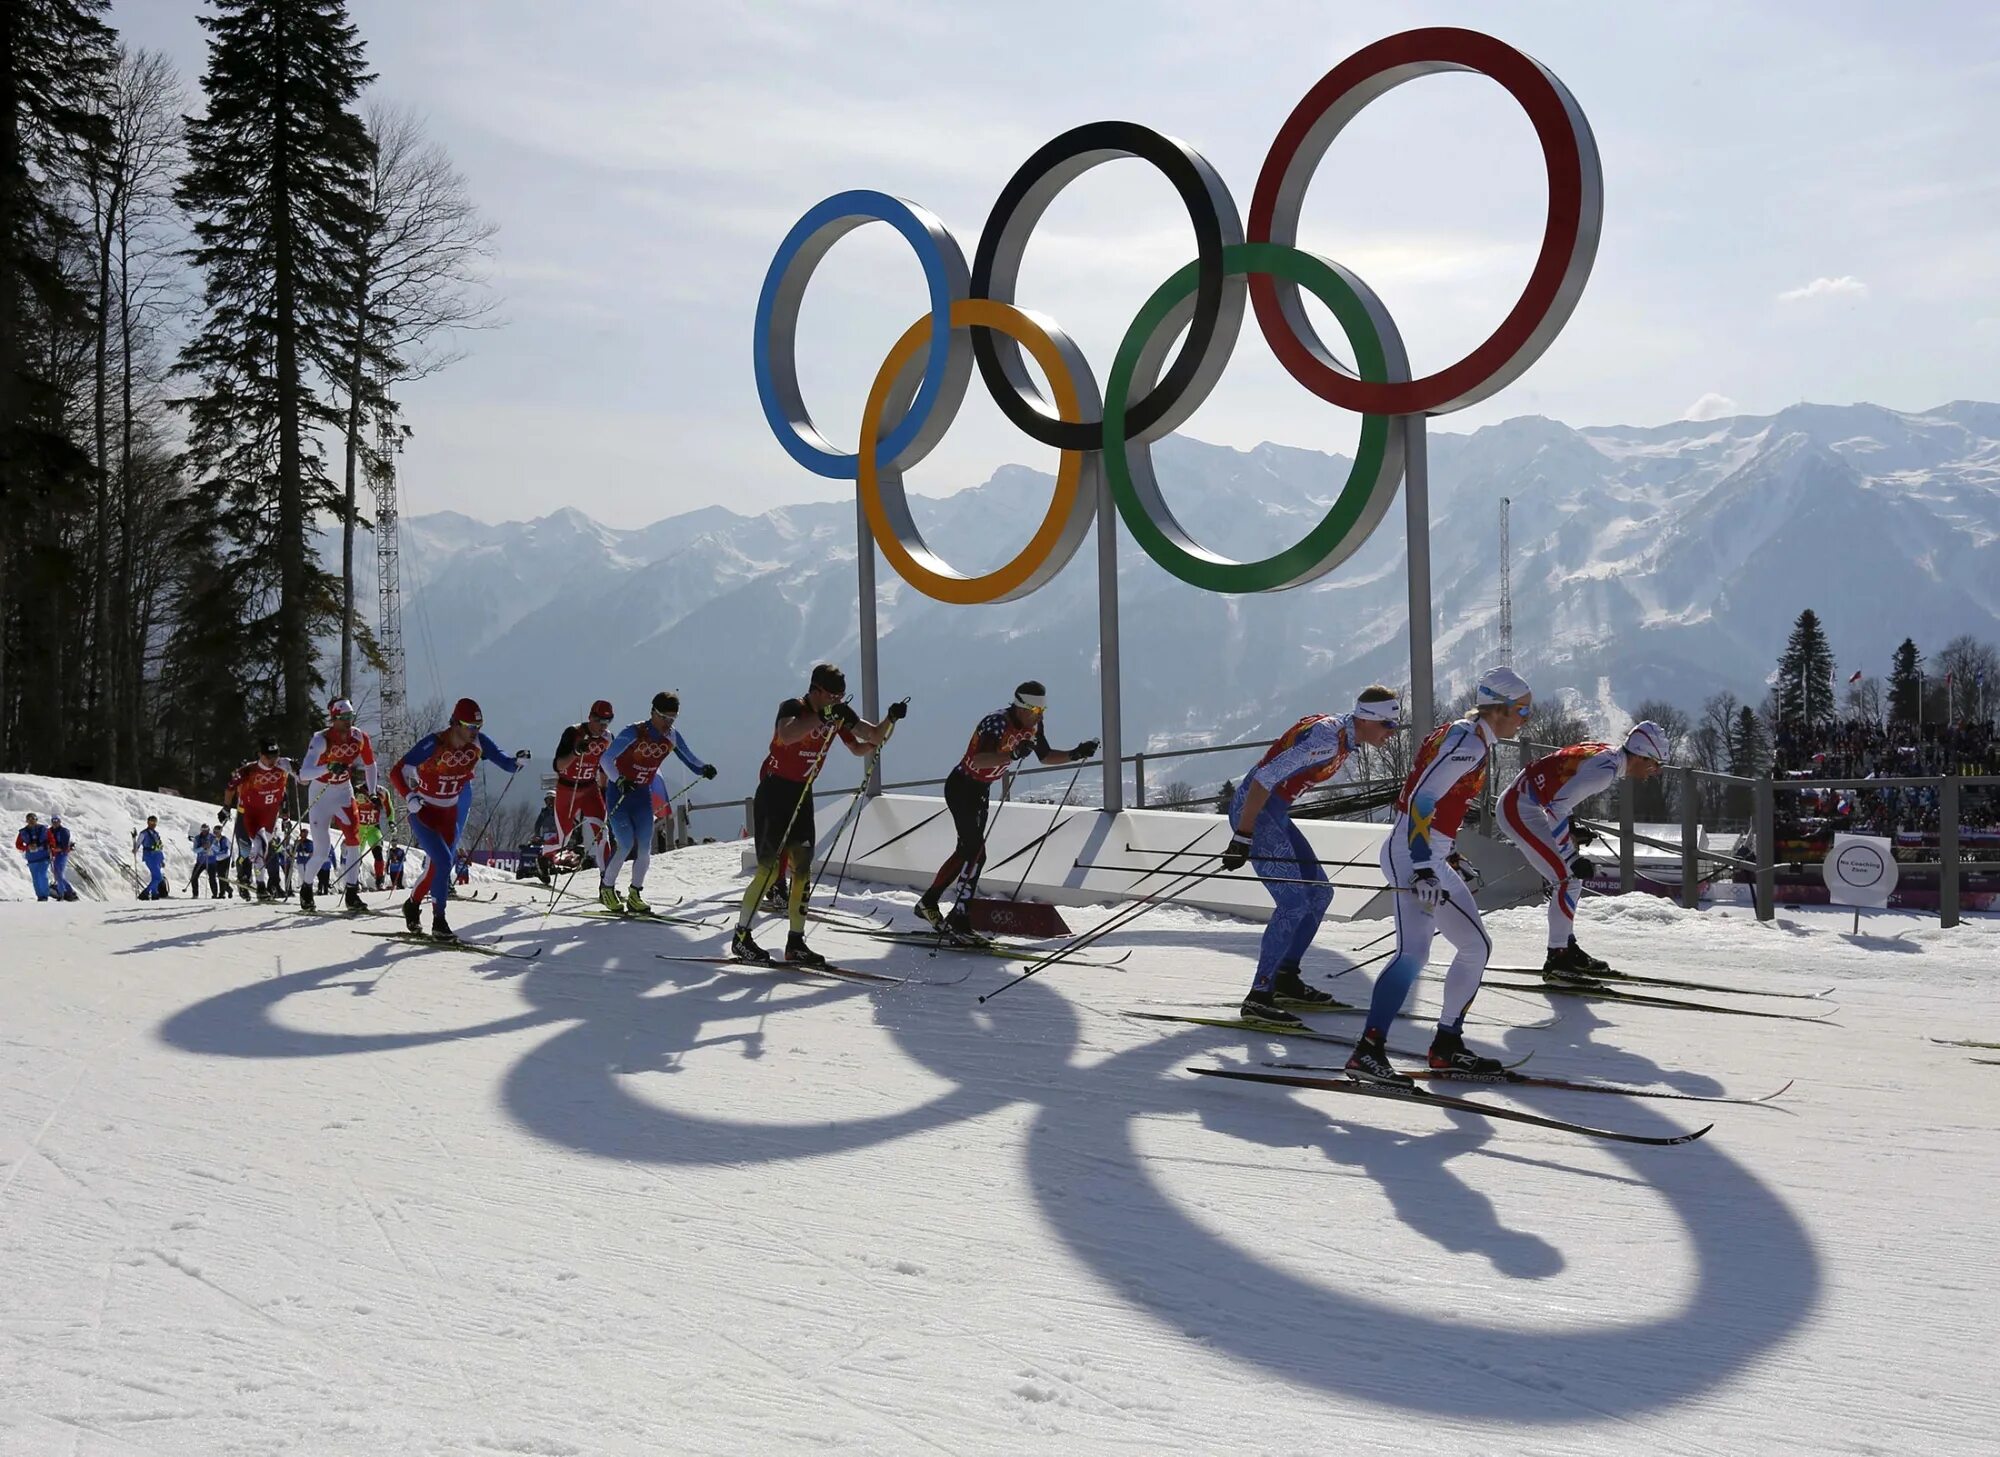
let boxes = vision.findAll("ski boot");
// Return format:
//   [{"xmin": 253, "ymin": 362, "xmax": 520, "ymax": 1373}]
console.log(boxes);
[
  {"xmin": 784, "ymin": 932, "xmax": 829, "ymax": 970},
  {"xmin": 1427, "ymin": 1027, "xmax": 1505, "ymax": 1076},
  {"xmin": 1237, "ymin": 987, "xmax": 1306, "ymax": 1030},
  {"xmin": 430, "ymin": 907, "xmax": 457, "ymax": 944},
  {"xmin": 402, "ymin": 898, "xmax": 423, "ymax": 935},
  {"xmin": 731, "ymin": 926, "xmax": 772, "ymax": 964},
  {"xmin": 299, "ymin": 884, "xmax": 316, "ymax": 913},
  {"xmin": 1344, "ymin": 1029, "xmax": 1414, "ymax": 1087},
  {"xmin": 763, "ymin": 877, "xmax": 791, "ymax": 913},
  {"xmin": 624, "ymin": 887, "xmax": 650, "ymax": 915},
  {"xmin": 597, "ymin": 885, "xmax": 624, "ymax": 913},
  {"xmin": 1272, "ymin": 962, "xmax": 1340, "ymax": 1007},
  {"xmin": 1567, "ymin": 936, "xmax": 1610, "ymax": 973},
  {"xmin": 1542, "ymin": 941, "xmax": 1604, "ymax": 982},
  {"xmin": 343, "ymin": 885, "xmax": 366, "ymax": 914},
  {"xmin": 914, "ymin": 893, "xmax": 945, "ymax": 931}
]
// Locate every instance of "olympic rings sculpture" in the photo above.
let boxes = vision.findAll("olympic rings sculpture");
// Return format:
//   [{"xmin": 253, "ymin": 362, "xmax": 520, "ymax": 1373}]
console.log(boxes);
[{"xmin": 753, "ymin": 27, "xmax": 1601, "ymax": 601}]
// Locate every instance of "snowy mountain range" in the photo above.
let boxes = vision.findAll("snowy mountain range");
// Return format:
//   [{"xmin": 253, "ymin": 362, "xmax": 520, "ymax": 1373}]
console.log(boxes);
[{"xmin": 337, "ymin": 400, "xmax": 2000, "ymax": 831}]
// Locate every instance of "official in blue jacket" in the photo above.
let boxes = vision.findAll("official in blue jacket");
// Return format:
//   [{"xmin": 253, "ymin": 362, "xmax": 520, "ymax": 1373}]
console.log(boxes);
[{"xmin": 15, "ymin": 812, "xmax": 52, "ymax": 901}]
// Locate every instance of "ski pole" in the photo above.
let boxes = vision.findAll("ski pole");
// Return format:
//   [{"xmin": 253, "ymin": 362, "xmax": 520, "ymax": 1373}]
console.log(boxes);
[
  {"xmin": 980, "ymin": 855, "xmax": 1220, "ymax": 1004},
  {"xmin": 1072, "ymin": 858, "xmax": 1394, "ymax": 893},
  {"xmin": 1009, "ymin": 759, "xmax": 1086, "ymax": 902},
  {"xmin": 464, "ymin": 761, "xmax": 524, "ymax": 866}
]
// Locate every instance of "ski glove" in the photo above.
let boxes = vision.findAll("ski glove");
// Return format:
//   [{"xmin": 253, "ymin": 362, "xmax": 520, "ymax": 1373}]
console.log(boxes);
[
  {"xmin": 885, "ymin": 699, "xmax": 909, "ymax": 722},
  {"xmin": 822, "ymin": 701, "xmax": 860, "ymax": 730},
  {"xmin": 1219, "ymin": 834, "xmax": 1252, "ymax": 872},
  {"xmin": 1447, "ymin": 851, "xmax": 1482, "ymax": 892},
  {"xmin": 1009, "ymin": 738, "xmax": 1037, "ymax": 762},
  {"xmin": 700, "ymin": 764, "xmax": 718, "ymax": 780},
  {"xmin": 514, "ymin": 749, "xmax": 532, "ymax": 767},
  {"xmin": 1565, "ymin": 852, "xmax": 1596, "ymax": 880},
  {"xmin": 1410, "ymin": 867, "xmax": 1444, "ymax": 912},
  {"xmin": 1571, "ymin": 823, "xmax": 1598, "ymax": 848},
  {"xmin": 1072, "ymin": 739, "xmax": 1100, "ymax": 761}
]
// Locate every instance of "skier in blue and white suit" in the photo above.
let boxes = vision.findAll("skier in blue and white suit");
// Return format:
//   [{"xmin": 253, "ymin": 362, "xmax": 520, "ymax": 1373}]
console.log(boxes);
[{"xmin": 1219, "ymin": 687, "xmax": 1404, "ymax": 1026}]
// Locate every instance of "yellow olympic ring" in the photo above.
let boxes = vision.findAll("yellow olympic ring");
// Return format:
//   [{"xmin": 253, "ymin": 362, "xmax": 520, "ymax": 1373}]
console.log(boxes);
[{"xmin": 856, "ymin": 298, "xmax": 1099, "ymax": 605}]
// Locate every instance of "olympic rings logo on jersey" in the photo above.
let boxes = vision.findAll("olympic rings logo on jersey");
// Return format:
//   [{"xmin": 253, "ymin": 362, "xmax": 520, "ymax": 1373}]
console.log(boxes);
[{"xmin": 753, "ymin": 27, "xmax": 1601, "ymax": 603}]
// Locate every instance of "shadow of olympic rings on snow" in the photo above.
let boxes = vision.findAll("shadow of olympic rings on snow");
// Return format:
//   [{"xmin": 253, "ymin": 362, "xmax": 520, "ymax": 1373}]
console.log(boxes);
[{"xmin": 154, "ymin": 916, "xmax": 1820, "ymax": 1421}]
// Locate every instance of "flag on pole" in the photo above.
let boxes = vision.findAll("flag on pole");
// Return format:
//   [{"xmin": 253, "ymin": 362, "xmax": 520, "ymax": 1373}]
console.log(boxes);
[{"xmin": 1848, "ymin": 669, "xmax": 1863, "ymax": 684}]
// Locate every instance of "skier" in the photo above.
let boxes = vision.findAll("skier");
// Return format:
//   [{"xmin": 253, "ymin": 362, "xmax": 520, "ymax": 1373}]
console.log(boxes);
[
  {"xmin": 595, "ymin": 691, "xmax": 715, "ymax": 914},
  {"xmin": 48, "ymin": 813, "xmax": 74, "ymax": 900},
  {"xmin": 732, "ymin": 663, "xmax": 902, "ymax": 966},
  {"xmin": 1500, "ymin": 721, "xmax": 1669, "ymax": 977},
  {"xmin": 387, "ymin": 841, "xmax": 407, "ymax": 891},
  {"xmin": 915, "ymin": 681, "xmax": 1097, "ymax": 939},
  {"xmin": 189, "ymin": 824, "xmax": 211, "ymax": 897},
  {"xmin": 1218, "ymin": 687, "xmax": 1404, "ymax": 1027},
  {"xmin": 15, "ymin": 811, "xmax": 52, "ymax": 901},
  {"xmin": 552, "ymin": 699, "xmax": 616, "ymax": 875},
  {"xmin": 354, "ymin": 786, "xmax": 388, "ymax": 889},
  {"xmin": 222, "ymin": 742, "xmax": 294, "ymax": 899},
  {"xmin": 296, "ymin": 697, "xmax": 378, "ymax": 913},
  {"xmin": 388, "ymin": 697, "xmax": 530, "ymax": 941},
  {"xmin": 137, "ymin": 815, "xmax": 166, "ymax": 900},
  {"xmin": 454, "ymin": 848, "xmax": 471, "ymax": 886},
  {"xmin": 1346, "ymin": 666, "xmax": 1534, "ymax": 1086},
  {"xmin": 208, "ymin": 818, "xmax": 228, "ymax": 897}
]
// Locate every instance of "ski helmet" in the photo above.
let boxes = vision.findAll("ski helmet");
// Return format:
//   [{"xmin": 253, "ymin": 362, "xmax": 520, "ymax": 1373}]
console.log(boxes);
[
  {"xmin": 1624, "ymin": 720, "xmax": 1670, "ymax": 763},
  {"xmin": 328, "ymin": 697, "xmax": 356, "ymax": 722},
  {"xmin": 1475, "ymin": 666, "xmax": 1533, "ymax": 711},
  {"xmin": 589, "ymin": 699, "xmax": 614, "ymax": 721},
  {"xmin": 651, "ymin": 691, "xmax": 680, "ymax": 717},
  {"xmin": 809, "ymin": 663, "xmax": 847, "ymax": 696},
  {"xmin": 451, "ymin": 697, "xmax": 483, "ymax": 728}
]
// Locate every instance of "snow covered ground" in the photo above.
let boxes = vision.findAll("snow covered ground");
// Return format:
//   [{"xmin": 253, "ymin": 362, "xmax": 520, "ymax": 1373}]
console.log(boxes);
[{"xmin": 4, "ymin": 839, "xmax": 1998, "ymax": 1456}]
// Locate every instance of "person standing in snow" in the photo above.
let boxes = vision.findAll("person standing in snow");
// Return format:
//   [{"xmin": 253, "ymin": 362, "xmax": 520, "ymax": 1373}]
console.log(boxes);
[
  {"xmin": 387, "ymin": 840, "xmax": 407, "ymax": 891},
  {"xmin": 222, "ymin": 742, "xmax": 295, "ymax": 899},
  {"xmin": 296, "ymin": 697, "xmax": 378, "ymax": 914},
  {"xmin": 552, "ymin": 699, "xmax": 617, "ymax": 875},
  {"xmin": 15, "ymin": 812, "xmax": 53, "ymax": 901},
  {"xmin": 732, "ymin": 663, "xmax": 900, "ymax": 968},
  {"xmin": 208, "ymin": 818, "xmax": 228, "ymax": 897},
  {"xmin": 594, "ymin": 691, "xmax": 716, "ymax": 915},
  {"xmin": 47, "ymin": 813, "xmax": 74, "ymax": 900},
  {"xmin": 1500, "ymin": 722, "xmax": 1669, "ymax": 977},
  {"xmin": 914, "ymin": 681, "xmax": 1094, "ymax": 939},
  {"xmin": 189, "ymin": 824, "xmax": 212, "ymax": 897},
  {"xmin": 1217, "ymin": 687, "xmax": 1403, "ymax": 1028},
  {"xmin": 1346, "ymin": 666, "xmax": 1533, "ymax": 1086},
  {"xmin": 137, "ymin": 815, "xmax": 167, "ymax": 900},
  {"xmin": 389, "ymin": 697, "xmax": 530, "ymax": 942}
]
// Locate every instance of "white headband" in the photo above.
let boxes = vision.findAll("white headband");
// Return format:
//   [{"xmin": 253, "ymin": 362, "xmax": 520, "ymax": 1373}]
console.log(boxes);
[
  {"xmin": 1014, "ymin": 689, "xmax": 1047, "ymax": 709},
  {"xmin": 1353, "ymin": 697, "xmax": 1403, "ymax": 726}
]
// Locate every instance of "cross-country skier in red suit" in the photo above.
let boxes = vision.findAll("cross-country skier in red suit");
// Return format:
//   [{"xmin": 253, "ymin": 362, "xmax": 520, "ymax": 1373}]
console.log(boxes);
[
  {"xmin": 222, "ymin": 740, "xmax": 295, "ymax": 899},
  {"xmin": 296, "ymin": 696, "xmax": 378, "ymax": 914},
  {"xmin": 388, "ymin": 697, "xmax": 529, "ymax": 942},
  {"xmin": 552, "ymin": 699, "xmax": 616, "ymax": 874}
]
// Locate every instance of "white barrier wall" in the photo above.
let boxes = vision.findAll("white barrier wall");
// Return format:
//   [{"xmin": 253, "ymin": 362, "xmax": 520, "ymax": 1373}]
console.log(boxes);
[{"xmin": 759, "ymin": 792, "xmax": 1396, "ymax": 923}]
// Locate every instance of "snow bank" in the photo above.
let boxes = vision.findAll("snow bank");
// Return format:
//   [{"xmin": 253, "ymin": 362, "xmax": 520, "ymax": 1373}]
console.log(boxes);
[{"xmin": 0, "ymin": 772, "xmax": 225, "ymax": 903}]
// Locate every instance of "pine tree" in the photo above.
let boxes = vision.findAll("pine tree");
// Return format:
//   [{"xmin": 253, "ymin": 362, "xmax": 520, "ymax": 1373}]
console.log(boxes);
[
  {"xmin": 0, "ymin": 0, "xmax": 117, "ymax": 769},
  {"xmin": 1888, "ymin": 638, "xmax": 1922, "ymax": 727},
  {"xmin": 1775, "ymin": 608, "xmax": 1835, "ymax": 730},
  {"xmin": 175, "ymin": 0, "xmax": 376, "ymax": 751},
  {"xmin": 1728, "ymin": 705, "xmax": 1770, "ymax": 778}
]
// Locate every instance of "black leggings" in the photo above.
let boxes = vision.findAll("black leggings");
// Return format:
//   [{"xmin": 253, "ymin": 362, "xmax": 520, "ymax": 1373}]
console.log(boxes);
[{"xmin": 926, "ymin": 770, "xmax": 992, "ymax": 899}]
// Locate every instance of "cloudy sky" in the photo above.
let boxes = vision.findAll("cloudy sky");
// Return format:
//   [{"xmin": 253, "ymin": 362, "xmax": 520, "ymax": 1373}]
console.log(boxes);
[{"xmin": 115, "ymin": 0, "xmax": 2000, "ymax": 524}]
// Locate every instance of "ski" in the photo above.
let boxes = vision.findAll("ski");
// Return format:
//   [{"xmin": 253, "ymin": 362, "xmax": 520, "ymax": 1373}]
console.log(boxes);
[
  {"xmin": 653, "ymin": 951, "xmax": 901, "ymax": 985},
  {"xmin": 1929, "ymin": 1037, "xmax": 2000, "ymax": 1051},
  {"xmin": 1189, "ymin": 1066, "xmax": 1712, "ymax": 1146},
  {"xmin": 352, "ymin": 929, "xmax": 543, "ymax": 961},
  {"xmin": 1483, "ymin": 979, "xmax": 1836, "ymax": 1023},
  {"xmin": 1262, "ymin": 1060, "xmax": 1792, "ymax": 1107},
  {"xmin": 1121, "ymin": 1010, "xmax": 1484, "ymax": 1066},
  {"xmin": 844, "ymin": 926, "xmax": 1131, "ymax": 968},
  {"xmin": 1491, "ymin": 965, "xmax": 1831, "ymax": 1000},
  {"xmin": 549, "ymin": 904, "xmax": 716, "ymax": 930}
]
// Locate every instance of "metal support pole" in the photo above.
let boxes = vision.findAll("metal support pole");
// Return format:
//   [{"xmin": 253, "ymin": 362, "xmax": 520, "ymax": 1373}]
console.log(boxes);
[
  {"xmin": 1680, "ymin": 764, "xmax": 1700, "ymax": 909},
  {"xmin": 1618, "ymin": 773, "xmax": 1636, "ymax": 893},
  {"xmin": 856, "ymin": 496, "xmax": 882, "ymax": 797},
  {"xmin": 1402, "ymin": 414, "xmax": 1435, "ymax": 734},
  {"xmin": 1133, "ymin": 752, "xmax": 1147, "ymax": 809},
  {"xmin": 1095, "ymin": 458, "xmax": 1123, "ymax": 813},
  {"xmin": 1940, "ymin": 771, "xmax": 1960, "ymax": 929},
  {"xmin": 1753, "ymin": 774, "xmax": 1775, "ymax": 923}
]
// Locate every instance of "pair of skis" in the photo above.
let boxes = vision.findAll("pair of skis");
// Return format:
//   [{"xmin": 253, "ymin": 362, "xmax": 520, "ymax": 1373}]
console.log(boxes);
[{"xmin": 353, "ymin": 928, "xmax": 542, "ymax": 961}]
